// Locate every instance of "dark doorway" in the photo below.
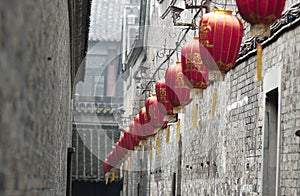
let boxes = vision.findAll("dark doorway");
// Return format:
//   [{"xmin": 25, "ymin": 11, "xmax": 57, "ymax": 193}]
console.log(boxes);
[
  {"xmin": 72, "ymin": 180, "xmax": 123, "ymax": 196},
  {"xmin": 263, "ymin": 88, "xmax": 279, "ymax": 196}
]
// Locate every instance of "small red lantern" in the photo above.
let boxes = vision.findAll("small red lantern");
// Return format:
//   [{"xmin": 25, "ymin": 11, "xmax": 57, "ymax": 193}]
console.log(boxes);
[
  {"xmin": 145, "ymin": 94, "xmax": 167, "ymax": 129},
  {"xmin": 110, "ymin": 147, "xmax": 122, "ymax": 167},
  {"xmin": 129, "ymin": 122, "xmax": 140, "ymax": 146},
  {"xmin": 181, "ymin": 37, "xmax": 209, "ymax": 90},
  {"xmin": 139, "ymin": 107, "xmax": 155, "ymax": 137},
  {"xmin": 155, "ymin": 79, "xmax": 174, "ymax": 116},
  {"xmin": 133, "ymin": 114, "xmax": 148, "ymax": 140},
  {"xmin": 106, "ymin": 151, "xmax": 116, "ymax": 168},
  {"xmin": 165, "ymin": 62, "xmax": 192, "ymax": 111},
  {"xmin": 199, "ymin": 9, "xmax": 244, "ymax": 73},
  {"xmin": 114, "ymin": 141, "xmax": 127, "ymax": 160},
  {"xmin": 236, "ymin": 0, "xmax": 286, "ymax": 37},
  {"xmin": 123, "ymin": 130, "xmax": 135, "ymax": 150},
  {"xmin": 103, "ymin": 159, "xmax": 111, "ymax": 173}
]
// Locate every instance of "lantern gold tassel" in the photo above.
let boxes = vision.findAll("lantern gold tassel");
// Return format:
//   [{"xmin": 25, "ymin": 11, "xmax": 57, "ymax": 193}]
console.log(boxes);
[
  {"xmin": 157, "ymin": 138, "xmax": 161, "ymax": 156},
  {"xmin": 192, "ymin": 103, "xmax": 198, "ymax": 129},
  {"xmin": 150, "ymin": 142, "xmax": 153, "ymax": 160},
  {"xmin": 211, "ymin": 88, "xmax": 217, "ymax": 118},
  {"xmin": 110, "ymin": 171, "xmax": 115, "ymax": 183},
  {"xmin": 166, "ymin": 125, "xmax": 170, "ymax": 144},
  {"xmin": 176, "ymin": 119, "xmax": 181, "ymax": 142},
  {"xmin": 256, "ymin": 43, "xmax": 262, "ymax": 81},
  {"xmin": 105, "ymin": 174, "xmax": 109, "ymax": 185}
]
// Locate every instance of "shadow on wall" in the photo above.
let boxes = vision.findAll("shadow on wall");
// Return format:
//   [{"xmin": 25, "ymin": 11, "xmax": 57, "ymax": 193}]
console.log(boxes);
[{"xmin": 72, "ymin": 179, "xmax": 123, "ymax": 196}]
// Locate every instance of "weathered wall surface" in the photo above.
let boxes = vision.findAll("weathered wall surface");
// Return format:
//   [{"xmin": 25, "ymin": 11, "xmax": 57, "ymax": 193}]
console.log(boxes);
[
  {"xmin": 122, "ymin": 0, "xmax": 300, "ymax": 196},
  {"xmin": 0, "ymin": 1, "xmax": 72, "ymax": 195}
]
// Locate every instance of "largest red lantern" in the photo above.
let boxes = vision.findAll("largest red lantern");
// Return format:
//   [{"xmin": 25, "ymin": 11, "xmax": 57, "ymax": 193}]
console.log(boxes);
[
  {"xmin": 165, "ymin": 62, "xmax": 192, "ymax": 110},
  {"xmin": 236, "ymin": 0, "xmax": 286, "ymax": 37},
  {"xmin": 181, "ymin": 37, "xmax": 209, "ymax": 90},
  {"xmin": 199, "ymin": 9, "xmax": 244, "ymax": 73}
]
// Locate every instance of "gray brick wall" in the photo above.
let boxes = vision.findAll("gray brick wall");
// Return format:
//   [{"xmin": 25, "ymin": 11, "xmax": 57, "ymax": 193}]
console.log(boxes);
[
  {"xmin": 0, "ymin": 1, "xmax": 72, "ymax": 195},
  {"xmin": 123, "ymin": 0, "xmax": 300, "ymax": 195}
]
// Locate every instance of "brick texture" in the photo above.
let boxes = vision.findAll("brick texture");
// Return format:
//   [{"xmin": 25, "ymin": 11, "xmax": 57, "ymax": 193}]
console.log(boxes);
[{"xmin": 0, "ymin": 1, "xmax": 72, "ymax": 195}]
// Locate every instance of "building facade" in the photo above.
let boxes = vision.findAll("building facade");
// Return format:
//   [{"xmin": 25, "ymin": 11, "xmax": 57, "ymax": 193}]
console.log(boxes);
[{"xmin": 120, "ymin": 0, "xmax": 300, "ymax": 195}]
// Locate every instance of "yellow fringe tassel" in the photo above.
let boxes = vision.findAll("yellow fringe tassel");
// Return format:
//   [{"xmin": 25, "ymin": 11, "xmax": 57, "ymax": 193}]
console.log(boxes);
[
  {"xmin": 110, "ymin": 171, "xmax": 115, "ymax": 183},
  {"xmin": 192, "ymin": 103, "xmax": 198, "ymax": 129},
  {"xmin": 211, "ymin": 88, "xmax": 217, "ymax": 118},
  {"xmin": 166, "ymin": 125, "xmax": 170, "ymax": 144},
  {"xmin": 257, "ymin": 43, "xmax": 262, "ymax": 81},
  {"xmin": 157, "ymin": 138, "xmax": 161, "ymax": 156},
  {"xmin": 150, "ymin": 142, "xmax": 153, "ymax": 160},
  {"xmin": 128, "ymin": 156, "xmax": 132, "ymax": 171},
  {"xmin": 176, "ymin": 119, "xmax": 181, "ymax": 142},
  {"xmin": 105, "ymin": 175, "xmax": 109, "ymax": 185}
]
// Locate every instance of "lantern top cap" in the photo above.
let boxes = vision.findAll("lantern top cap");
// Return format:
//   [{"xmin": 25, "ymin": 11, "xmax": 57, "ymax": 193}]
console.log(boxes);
[
  {"xmin": 152, "ymin": 93, "xmax": 156, "ymax": 96},
  {"xmin": 193, "ymin": 37, "xmax": 199, "ymax": 40},
  {"xmin": 213, "ymin": 8, "xmax": 232, "ymax": 15},
  {"xmin": 176, "ymin": 61, "xmax": 181, "ymax": 65}
]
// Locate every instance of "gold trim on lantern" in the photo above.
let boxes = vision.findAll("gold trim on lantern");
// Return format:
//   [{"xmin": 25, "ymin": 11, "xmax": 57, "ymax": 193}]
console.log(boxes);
[{"xmin": 214, "ymin": 8, "xmax": 232, "ymax": 15}]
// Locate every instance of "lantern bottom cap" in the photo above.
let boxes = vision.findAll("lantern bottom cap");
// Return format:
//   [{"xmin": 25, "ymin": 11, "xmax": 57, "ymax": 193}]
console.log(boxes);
[
  {"xmin": 173, "ymin": 106, "xmax": 186, "ymax": 114},
  {"xmin": 190, "ymin": 89, "xmax": 203, "ymax": 99},
  {"xmin": 209, "ymin": 70, "xmax": 225, "ymax": 81},
  {"xmin": 250, "ymin": 23, "xmax": 270, "ymax": 38}
]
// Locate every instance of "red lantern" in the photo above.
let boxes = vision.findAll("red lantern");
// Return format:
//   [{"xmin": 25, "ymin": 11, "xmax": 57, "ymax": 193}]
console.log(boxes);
[
  {"xmin": 129, "ymin": 122, "xmax": 140, "ymax": 146},
  {"xmin": 133, "ymin": 114, "xmax": 148, "ymax": 140},
  {"xmin": 139, "ymin": 107, "xmax": 155, "ymax": 137},
  {"xmin": 155, "ymin": 79, "xmax": 174, "ymax": 116},
  {"xmin": 145, "ymin": 94, "xmax": 166, "ymax": 129},
  {"xmin": 165, "ymin": 62, "xmax": 192, "ymax": 110},
  {"xmin": 110, "ymin": 147, "xmax": 121, "ymax": 167},
  {"xmin": 106, "ymin": 151, "xmax": 117, "ymax": 167},
  {"xmin": 181, "ymin": 37, "xmax": 209, "ymax": 90},
  {"xmin": 123, "ymin": 130, "xmax": 134, "ymax": 150},
  {"xmin": 199, "ymin": 9, "xmax": 244, "ymax": 73},
  {"xmin": 236, "ymin": 0, "xmax": 286, "ymax": 37},
  {"xmin": 114, "ymin": 141, "xmax": 127, "ymax": 160},
  {"xmin": 103, "ymin": 159, "xmax": 112, "ymax": 173}
]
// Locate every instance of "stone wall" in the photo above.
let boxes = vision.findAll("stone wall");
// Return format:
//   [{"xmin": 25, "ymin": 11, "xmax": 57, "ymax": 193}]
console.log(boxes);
[
  {"xmin": 0, "ymin": 1, "xmax": 72, "ymax": 195},
  {"xmin": 122, "ymin": 0, "xmax": 300, "ymax": 195}
]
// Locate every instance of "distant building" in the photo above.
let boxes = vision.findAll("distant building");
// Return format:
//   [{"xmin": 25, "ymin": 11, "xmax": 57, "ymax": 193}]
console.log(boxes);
[{"xmin": 71, "ymin": 0, "xmax": 125, "ymax": 195}]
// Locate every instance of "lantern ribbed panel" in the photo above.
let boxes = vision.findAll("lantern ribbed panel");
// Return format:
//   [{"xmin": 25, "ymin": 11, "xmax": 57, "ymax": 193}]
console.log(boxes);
[
  {"xmin": 155, "ymin": 79, "xmax": 174, "ymax": 115},
  {"xmin": 165, "ymin": 62, "xmax": 192, "ymax": 107},
  {"xmin": 123, "ymin": 130, "xmax": 134, "ymax": 150},
  {"xmin": 139, "ymin": 107, "xmax": 155, "ymax": 137},
  {"xmin": 114, "ymin": 141, "xmax": 127, "ymax": 162},
  {"xmin": 134, "ymin": 114, "xmax": 148, "ymax": 140},
  {"xmin": 145, "ymin": 95, "xmax": 166, "ymax": 129},
  {"xmin": 236, "ymin": 0, "xmax": 286, "ymax": 25},
  {"xmin": 181, "ymin": 37, "xmax": 209, "ymax": 89},
  {"xmin": 199, "ymin": 9, "xmax": 244, "ymax": 72},
  {"xmin": 129, "ymin": 122, "xmax": 140, "ymax": 146}
]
